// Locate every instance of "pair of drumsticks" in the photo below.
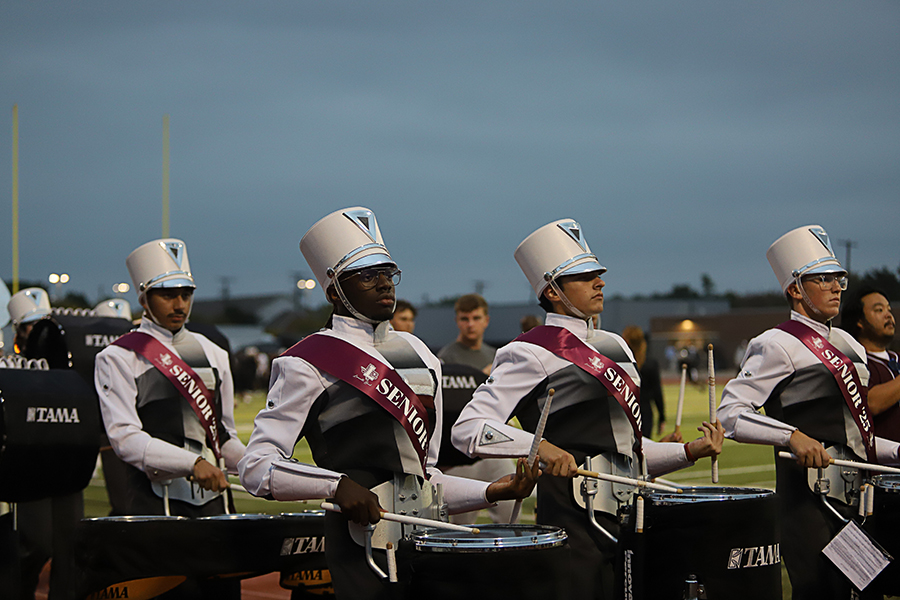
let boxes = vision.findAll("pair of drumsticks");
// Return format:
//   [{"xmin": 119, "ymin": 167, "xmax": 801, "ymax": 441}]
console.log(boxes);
[{"xmin": 674, "ymin": 344, "xmax": 719, "ymax": 483}]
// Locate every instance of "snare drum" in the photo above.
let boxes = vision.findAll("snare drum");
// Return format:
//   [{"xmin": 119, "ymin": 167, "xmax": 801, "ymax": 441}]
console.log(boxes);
[
  {"xmin": 76, "ymin": 515, "xmax": 191, "ymax": 600},
  {"xmin": 864, "ymin": 475, "xmax": 900, "ymax": 595},
  {"xmin": 405, "ymin": 524, "xmax": 570, "ymax": 600},
  {"xmin": 619, "ymin": 487, "xmax": 781, "ymax": 600},
  {"xmin": 77, "ymin": 511, "xmax": 331, "ymax": 598}
]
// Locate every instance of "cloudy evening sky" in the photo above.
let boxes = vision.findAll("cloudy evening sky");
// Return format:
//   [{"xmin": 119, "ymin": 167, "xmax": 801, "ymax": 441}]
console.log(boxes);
[{"xmin": 1, "ymin": 1, "xmax": 898, "ymax": 308}]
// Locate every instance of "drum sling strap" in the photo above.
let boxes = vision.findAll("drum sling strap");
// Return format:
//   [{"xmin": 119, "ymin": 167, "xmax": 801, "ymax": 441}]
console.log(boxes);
[
  {"xmin": 113, "ymin": 331, "xmax": 222, "ymax": 460},
  {"xmin": 281, "ymin": 334, "xmax": 431, "ymax": 472},
  {"xmin": 516, "ymin": 325, "xmax": 644, "ymax": 461},
  {"xmin": 776, "ymin": 320, "xmax": 876, "ymax": 463}
]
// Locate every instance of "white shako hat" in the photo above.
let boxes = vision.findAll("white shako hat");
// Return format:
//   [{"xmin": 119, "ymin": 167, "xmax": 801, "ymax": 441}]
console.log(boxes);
[
  {"xmin": 767, "ymin": 225, "xmax": 846, "ymax": 293},
  {"xmin": 8, "ymin": 287, "xmax": 52, "ymax": 327},
  {"xmin": 515, "ymin": 219, "xmax": 607, "ymax": 297},
  {"xmin": 300, "ymin": 207, "xmax": 397, "ymax": 325},
  {"xmin": 93, "ymin": 298, "xmax": 133, "ymax": 320},
  {"xmin": 126, "ymin": 239, "xmax": 195, "ymax": 300},
  {"xmin": 300, "ymin": 207, "xmax": 396, "ymax": 291}
]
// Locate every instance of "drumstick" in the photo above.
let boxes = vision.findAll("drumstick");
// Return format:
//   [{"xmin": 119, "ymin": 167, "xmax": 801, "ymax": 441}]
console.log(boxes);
[
  {"xmin": 708, "ymin": 344, "xmax": 718, "ymax": 484},
  {"xmin": 320, "ymin": 501, "xmax": 480, "ymax": 534},
  {"xmin": 228, "ymin": 482, "xmax": 249, "ymax": 494},
  {"xmin": 575, "ymin": 468, "xmax": 682, "ymax": 493},
  {"xmin": 675, "ymin": 364, "xmax": 687, "ymax": 436},
  {"xmin": 220, "ymin": 457, "xmax": 232, "ymax": 515},
  {"xmin": 777, "ymin": 451, "xmax": 900, "ymax": 475},
  {"xmin": 509, "ymin": 388, "xmax": 555, "ymax": 524}
]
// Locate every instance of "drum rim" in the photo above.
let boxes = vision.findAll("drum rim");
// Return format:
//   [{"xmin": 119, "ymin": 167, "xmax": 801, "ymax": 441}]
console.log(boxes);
[
  {"xmin": 412, "ymin": 523, "xmax": 567, "ymax": 553},
  {"xmin": 196, "ymin": 513, "xmax": 277, "ymax": 520},
  {"xmin": 872, "ymin": 474, "xmax": 900, "ymax": 488},
  {"xmin": 82, "ymin": 515, "xmax": 191, "ymax": 523},
  {"xmin": 641, "ymin": 485, "xmax": 775, "ymax": 504}
]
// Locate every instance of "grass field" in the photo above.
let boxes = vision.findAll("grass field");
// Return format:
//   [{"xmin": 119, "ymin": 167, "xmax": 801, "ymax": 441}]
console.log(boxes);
[{"xmin": 83, "ymin": 379, "xmax": 796, "ymax": 594}]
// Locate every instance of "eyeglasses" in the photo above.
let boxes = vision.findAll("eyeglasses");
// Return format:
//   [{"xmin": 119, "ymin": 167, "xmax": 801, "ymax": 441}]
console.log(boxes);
[
  {"xmin": 345, "ymin": 267, "xmax": 402, "ymax": 290},
  {"xmin": 802, "ymin": 273, "xmax": 848, "ymax": 291}
]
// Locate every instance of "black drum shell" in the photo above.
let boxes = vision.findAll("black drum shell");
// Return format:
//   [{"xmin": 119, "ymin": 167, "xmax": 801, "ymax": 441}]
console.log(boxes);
[
  {"xmin": 864, "ymin": 475, "xmax": 900, "ymax": 595},
  {"xmin": 75, "ymin": 512, "xmax": 330, "ymax": 597},
  {"xmin": 618, "ymin": 486, "xmax": 782, "ymax": 600},
  {"xmin": 0, "ymin": 368, "xmax": 100, "ymax": 501},
  {"xmin": 402, "ymin": 524, "xmax": 572, "ymax": 600},
  {"xmin": 25, "ymin": 314, "xmax": 133, "ymax": 385}
]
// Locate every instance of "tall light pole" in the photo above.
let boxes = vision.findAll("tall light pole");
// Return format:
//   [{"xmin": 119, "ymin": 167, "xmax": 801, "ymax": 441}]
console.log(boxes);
[{"xmin": 11, "ymin": 105, "xmax": 19, "ymax": 293}]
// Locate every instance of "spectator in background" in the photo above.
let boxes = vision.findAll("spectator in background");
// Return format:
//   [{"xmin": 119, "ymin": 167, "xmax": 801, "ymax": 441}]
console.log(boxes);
[
  {"xmin": 436, "ymin": 294, "xmax": 514, "ymax": 522},
  {"xmin": 438, "ymin": 294, "xmax": 495, "ymax": 375},
  {"xmin": 390, "ymin": 298, "xmax": 417, "ymax": 333},
  {"xmin": 520, "ymin": 314, "xmax": 542, "ymax": 333},
  {"xmin": 622, "ymin": 325, "xmax": 675, "ymax": 441},
  {"xmin": 841, "ymin": 286, "xmax": 900, "ymax": 441}
]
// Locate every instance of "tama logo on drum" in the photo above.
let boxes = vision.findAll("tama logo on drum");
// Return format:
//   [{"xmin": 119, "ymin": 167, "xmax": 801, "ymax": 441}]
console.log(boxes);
[
  {"xmin": 282, "ymin": 536, "xmax": 326, "ymax": 555},
  {"xmin": 442, "ymin": 375, "xmax": 479, "ymax": 389},
  {"xmin": 26, "ymin": 407, "xmax": 81, "ymax": 424},
  {"xmin": 84, "ymin": 334, "xmax": 122, "ymax": 348},
  {"xmin": 727, "ymin": 544, "xmax": 781, "ymax": 569}
]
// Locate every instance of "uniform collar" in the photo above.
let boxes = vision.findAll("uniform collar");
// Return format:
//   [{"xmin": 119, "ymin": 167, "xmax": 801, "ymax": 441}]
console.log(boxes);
[
  {"xmin": 331, "ymin": 314, "xmax": 391, "ymax": 346},
  {"xmin": 790, "ymin": 310, "xmax": 831, "ymax": 338},
  {"xmin": 140, "ymin": 316, "xmax": 190, "ymax": 344},
  {"xmin": 545, "ymin": 312, "xmax": 597, "ymax": 340}
]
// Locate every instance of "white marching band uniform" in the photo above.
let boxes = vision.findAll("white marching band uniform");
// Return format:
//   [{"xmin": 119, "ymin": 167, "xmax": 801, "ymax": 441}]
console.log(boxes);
[
  {"xmin": 452, "ymin": 312, "xmax": 696, "ymax": 476},
  {"xmin": 238, "ymin": 314, "xmax": 494, "ymax": 509},
  {"xmin": 96, "ymin": 318, "xmax": 245, "ymax": 487}
]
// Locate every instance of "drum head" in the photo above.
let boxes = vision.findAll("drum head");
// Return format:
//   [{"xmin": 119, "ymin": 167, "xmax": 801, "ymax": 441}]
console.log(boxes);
[{"xmin": 412, "ymin": 524, "xmax": 566, "ymax": 553}]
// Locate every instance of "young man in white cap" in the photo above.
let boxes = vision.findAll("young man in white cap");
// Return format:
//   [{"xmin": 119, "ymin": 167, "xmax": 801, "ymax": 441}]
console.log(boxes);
[
  {"xmin": 94, "ymin": 239, "xmax": 245, "ymax": 597},
  {"xmin": 239, "ymin": 207, "xmax": 536, "ymax": 600},
  {"xmin": 452, "ymin": 219, "xmax": 723, "ymax": 600},
  {"xmin": 718, "ymin": 225, "xmax": 900, "ymax": 600},
  {"xmin": 7, "ymin": 287, "xmax": 52, "ymax": 354}
]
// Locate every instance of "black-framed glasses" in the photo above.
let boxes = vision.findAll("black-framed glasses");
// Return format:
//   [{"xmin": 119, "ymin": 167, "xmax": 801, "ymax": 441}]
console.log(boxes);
[
  {"xmin": 346, "ymin": 267, "xmax": 402, "ymax": 290},
  {"xmin": 802, "ymin": 273, "xmax": 848, "ymax": 291}
]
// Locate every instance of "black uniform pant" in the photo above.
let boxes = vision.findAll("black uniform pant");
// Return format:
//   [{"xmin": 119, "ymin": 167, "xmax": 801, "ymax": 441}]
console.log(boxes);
[
  {"xmin": 777, "ymin": 459, "xmax": 879, "ymax": 600},
  {"xmin": 538, "ymin": 475, "xmax": 614, "ymax": 600},
  {"xmin": 12, "ymin": 492, "xmax": 83, "ymax": 600}
]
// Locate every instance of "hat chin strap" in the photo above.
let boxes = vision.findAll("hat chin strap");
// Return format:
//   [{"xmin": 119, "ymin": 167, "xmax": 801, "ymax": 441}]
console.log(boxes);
[
  {"xmin": 794, "ymin": 277, "xmax": 827, "ymax": 321},
  {"xmin": 332, "ymin": 277, "xmax": 395, "ymax": 326},
  {"xmin": 547, "ymin": 279, "xmax": 588, "ymax": 320}
]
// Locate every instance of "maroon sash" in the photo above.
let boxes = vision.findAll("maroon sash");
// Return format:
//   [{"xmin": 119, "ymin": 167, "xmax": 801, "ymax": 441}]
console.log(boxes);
[
  {"xmin": 281, "ymin": 334, "xmax": 431, "ymax": 472},
  {"xmin": 516, "ymin": 325, "xmax": 643, "ymax": 458},
  {"xmin": 776, "ymin": 320, "xmax": 876, "ymax": 463},
  {"xmin": 113, "ymin": 331, "xmax": 222, "ymax": 460}
]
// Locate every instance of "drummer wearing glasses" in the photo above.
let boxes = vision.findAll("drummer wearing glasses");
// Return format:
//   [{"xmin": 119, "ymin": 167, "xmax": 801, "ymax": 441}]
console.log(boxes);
[
  {"xmin": 239, "ymin": 207, "xmax": 537, "ymax": 599},
  {"xmin": 452, "ymin": 219, "xmax": 723, "ymax": 600},
  {"xmin": 717, "ymin": 225, "xmax": 900, "ymax": 600}
]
